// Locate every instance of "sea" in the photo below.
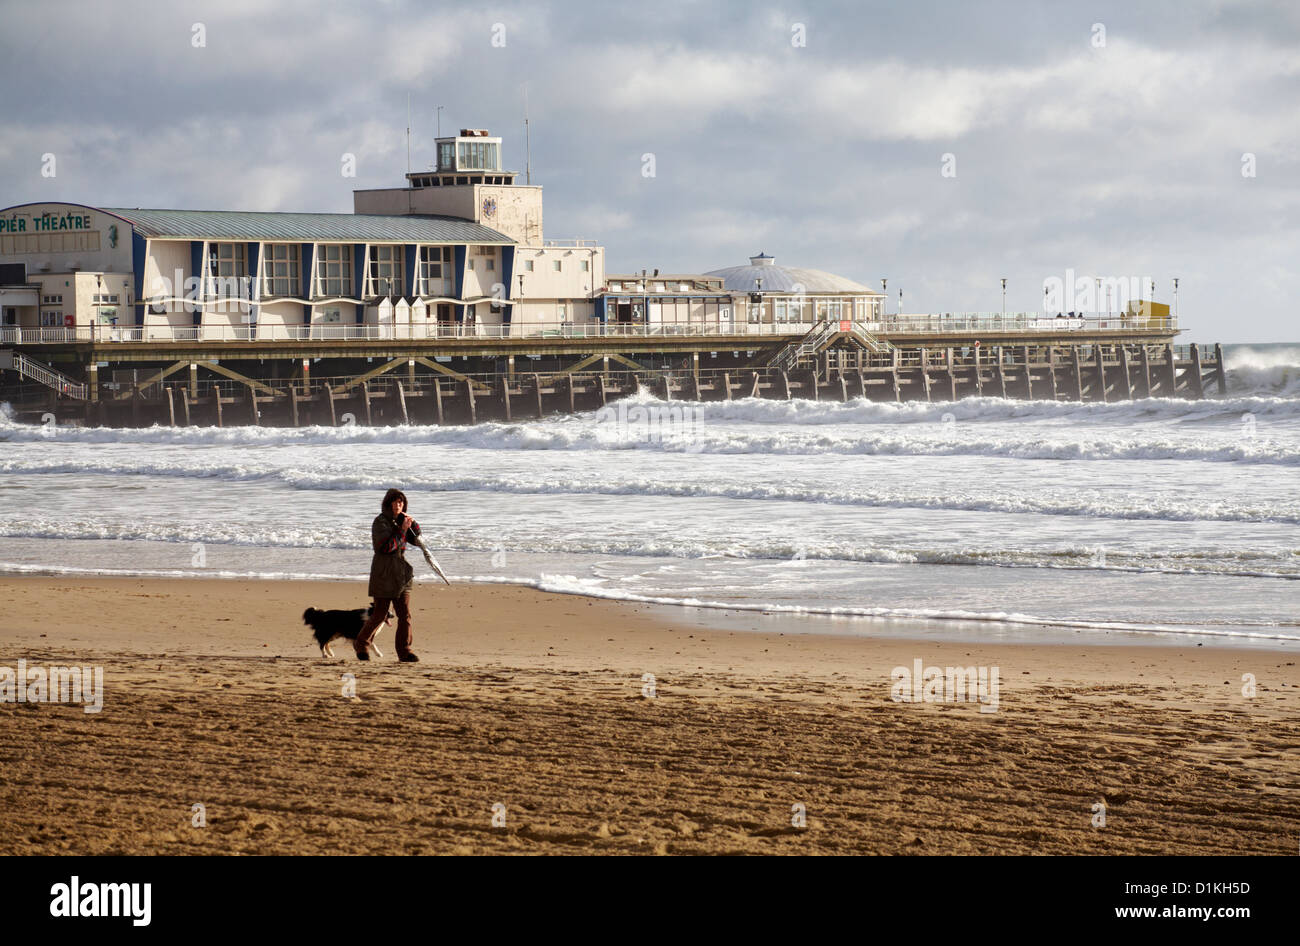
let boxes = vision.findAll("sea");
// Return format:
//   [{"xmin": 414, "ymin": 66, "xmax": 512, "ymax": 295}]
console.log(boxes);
[{"xmin": 2, "ymin": 343, "xmax": 1297, "ymax": 649}]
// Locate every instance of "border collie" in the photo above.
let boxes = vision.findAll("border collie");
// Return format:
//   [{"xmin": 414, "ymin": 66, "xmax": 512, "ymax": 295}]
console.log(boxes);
[{"xmin": 303, "ymin": 605, "xmax": 392, "ymax": 658}]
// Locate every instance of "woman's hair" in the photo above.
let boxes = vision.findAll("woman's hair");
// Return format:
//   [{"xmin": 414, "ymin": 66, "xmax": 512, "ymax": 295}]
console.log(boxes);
[{"xmin": 381, "ymin": 488, "xmax": 409, "ymax": 514}]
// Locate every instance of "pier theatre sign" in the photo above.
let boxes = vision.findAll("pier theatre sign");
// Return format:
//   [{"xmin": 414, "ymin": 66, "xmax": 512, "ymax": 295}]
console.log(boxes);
[{"xmin": 0, "ymin": 210, "xmax": 95, "ymax": 233}]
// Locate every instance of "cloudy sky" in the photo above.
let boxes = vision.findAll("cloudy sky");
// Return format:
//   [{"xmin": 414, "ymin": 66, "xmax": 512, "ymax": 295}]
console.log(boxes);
[{"xmin": 2, "ymin": 0, "xmax": 1296, "ymax": 341}]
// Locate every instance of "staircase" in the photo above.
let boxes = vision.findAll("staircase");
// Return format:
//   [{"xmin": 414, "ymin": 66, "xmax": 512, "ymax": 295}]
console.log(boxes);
[
  {"xmin": 769, "ymin": 320, "xmax": 838, "ymax": 373},
  {"xmin": 844, "ymin": 322, "xmax": 894, "ymax": 355},
  {"xmin": 766, "ymin": 320, "xmax": 895, "ymax": 372},
  {"xmin": 0, "ymin": 350, "xmax": 88, "ymax": 400}
]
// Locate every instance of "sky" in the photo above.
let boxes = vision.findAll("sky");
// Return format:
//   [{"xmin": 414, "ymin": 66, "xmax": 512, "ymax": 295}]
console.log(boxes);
[{"xmin": 1, "ymin": 0, "xmax": 1297, "ymax": 342}]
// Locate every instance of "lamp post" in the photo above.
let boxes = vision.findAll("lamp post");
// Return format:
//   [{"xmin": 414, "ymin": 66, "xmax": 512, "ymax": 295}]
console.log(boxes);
[
  {"xmin": 899, "ymin": 287, "xmax": 903, "ymax": 317},
  {"xmin": 1095, "ymin": 276, "xmax": 1101, "ymax": 323},
  {"xmin": 1000, "ymin": 278, "xmax": 1006, "ymax": 317},
  {"xmin": 881, "ymin": 278, "xmax": 887, "ymax": 318},
  {"xmin": 1173, "ymin": 277, "xmax": 1179, "ymax": 324}
]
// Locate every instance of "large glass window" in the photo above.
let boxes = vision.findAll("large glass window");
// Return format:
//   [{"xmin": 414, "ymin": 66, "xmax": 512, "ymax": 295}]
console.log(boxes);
[
  {"xmin": 206, "ymin": 242, "xmax": 247, "ymax": 298},
  {"xmin": 262, "ymin": 243, "xmax": 300, "ymax": 297},
  {"xmin": 438, "ymin": 142, "xmax": 455, "ymax": 171},
  {"xmin": 418, "ymin": 246, "xmax": 452, "ymax": 296},
  {"xmin": 456, "ymin": 140, "xmax": 499, "ymax": 170},
  {"xmin": 316, "ymin": 244, "xmax": 353, "ymax": 297},
  {"xmin": 369, "ymin": 245, "xmax": 404, "ymax": 297}
]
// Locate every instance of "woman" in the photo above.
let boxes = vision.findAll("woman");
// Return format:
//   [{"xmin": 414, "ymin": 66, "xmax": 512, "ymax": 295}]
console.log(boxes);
[{"xmin": 355, "ymin": 488, "xmax": 419, "ymax": 662}]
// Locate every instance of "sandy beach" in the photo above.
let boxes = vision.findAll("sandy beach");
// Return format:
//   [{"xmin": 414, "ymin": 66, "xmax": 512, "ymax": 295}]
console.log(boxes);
[{"xmin": 0, "ymin": 575, "xmax": 1296, "ymax": 855}]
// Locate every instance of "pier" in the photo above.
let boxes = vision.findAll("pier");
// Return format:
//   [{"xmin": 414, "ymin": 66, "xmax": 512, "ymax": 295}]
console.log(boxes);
[{"xmin": 2, "ymin": 325, "xmax": 1226, "ymax": 427}]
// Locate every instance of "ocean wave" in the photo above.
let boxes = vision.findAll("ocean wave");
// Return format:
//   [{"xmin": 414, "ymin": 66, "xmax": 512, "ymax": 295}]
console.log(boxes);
[
  {"xmin": 0, "ymin": 463, "xmax": 1296, "ymax": 522},
  {"xmin": 1, "ymin": 523, "xmax": 1294, "ymax": 578},
  {"xmin": 2, "ymin": 422, "xmax": 1298, "ymax": 465}
]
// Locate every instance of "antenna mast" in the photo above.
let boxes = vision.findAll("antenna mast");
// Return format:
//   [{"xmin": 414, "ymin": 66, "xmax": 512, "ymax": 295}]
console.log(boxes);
[
  {"xmin": 524, "ymin": 85, "xmax": 532, "ymax": 185},
  {"xmin": 405, "ymin": 94, "xmax": 413, "ymax": 213}
]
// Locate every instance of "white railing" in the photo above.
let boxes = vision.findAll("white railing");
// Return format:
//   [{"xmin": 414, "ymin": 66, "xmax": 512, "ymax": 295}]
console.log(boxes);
[
  {"xmin": 9, "ymin": 352, "xmax": 88, "ymax": 400},
  {"xmin": 0, "ymin": 314, "xmax": 1178, "ymax": 345}
]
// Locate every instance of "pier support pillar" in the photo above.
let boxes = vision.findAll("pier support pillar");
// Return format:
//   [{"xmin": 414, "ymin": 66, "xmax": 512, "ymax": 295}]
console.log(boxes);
[
  {"xmin": 290, "ymin": 387, "xmax": 300, "ymax": 427},
  {"xmin": 1096, "ymin": 345, "xmax": 1108, "ymax": 403},
  {"xmin": 1214, "ymin": 343, "xmax": 1227, "ymax": 396},
  {"xmin": 214, "ymin": 390, "xmax": 224, "ymax": 428},
  {"xmin": 566, "ymin": 375, "xmax": 576, "ymax": 412},
  {"xmin": 1117, "ymin": 346, "xmax": 1134, "ymax": 400},
  {"xmin": 1021, "ymin": 346, "xmax": 1033, "ymax": 399},
  {"xmin": 325, "ymin": 383, "xmax": 336, "ymax": 426},
  {"xmin": 1071, "ymin": 348, "xmax": 1084, "ymax": 400},
  {"xmin": 248, "ymin": 384, "xmax": 260, "ymax": 425},
  {"xmin": 721, "ymin": 372, "xmax": 732, "ymax": 400},
  {"xmin": 189, "ymin": 362, "xmax": 198, "ymax": 399},
  {"xmin": 396, "ymin": 380, "xmax": 409, "ymax": 424},
  {"xmin": 466, "ymin": 379, "xmax": 478, "ymax": 423},
  {"xmin": 361, "ymin": 381, "xmax": 373, "ymax": 425},
  {"xmin": 1164, "ymin": 343, "xmax": 1178, "ymax": 396},
  {"xmin": 1138, "ymin": 345, "xmax": 1152, "ymax": 398},
  {"xmin": 88, "ymin": 362, "xmax": 98, "ymax": 402},
  {"xmin": 779, "ymin": 370, "xmax": 791, "ymax": 400},
  {"xmin": 166, "ymin": 386, "xmax": 176, "ymax": 426},
  {"xmin": 433, "ymin": 378, "xmax": 445, "ymax": 424},
  {"xmin": 181, "ymin": 388, "xmax": 192, "ymax": 426},
  {"xmin": 692, "ymin": 351, "xmax": 699, "ymax": 379},
  {"xmin": 1189, "ymin": 344, "xmax": 1205, "ymax": 399},
  {"xmin": 501, "ymin": 377, "xmax": 512, "ymax": 421},
  {"xmin": 532, "ymin": 374, "xmax": 544, "ymax": 418}
]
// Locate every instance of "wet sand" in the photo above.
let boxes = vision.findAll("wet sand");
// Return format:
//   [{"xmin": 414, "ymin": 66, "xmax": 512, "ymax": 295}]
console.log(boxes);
[{"xmin": 0, "ymin": 575, "xmax": 1296, "ymax": 854}]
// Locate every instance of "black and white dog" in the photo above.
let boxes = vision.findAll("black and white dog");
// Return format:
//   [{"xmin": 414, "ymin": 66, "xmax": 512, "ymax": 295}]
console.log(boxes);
[{"xmin": 303, "ymin": 605, "xmax": 393, "ymax": 658}]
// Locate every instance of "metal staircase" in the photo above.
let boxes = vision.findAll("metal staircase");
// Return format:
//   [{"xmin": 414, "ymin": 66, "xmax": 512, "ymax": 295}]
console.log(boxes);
[
  {"xmin": 766, "ymin": 320, "xmax": 895, "ymax": 372},
  {"xmin": 769, "ymin": 320, "xmax": 838, "ymax": 373},
  {"xmin": 844, "ymin": 322, "xmax": 894, "ymax": 355},
  {"xmin": 0, "ymin": 350, "xmax": 88, "ymax": 400}
]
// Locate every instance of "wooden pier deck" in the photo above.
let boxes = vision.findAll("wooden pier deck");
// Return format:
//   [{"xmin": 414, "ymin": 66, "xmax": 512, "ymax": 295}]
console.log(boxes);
[{"xmin": 4, "ymin": 340, "xmax": 1227, "ymax": 428}]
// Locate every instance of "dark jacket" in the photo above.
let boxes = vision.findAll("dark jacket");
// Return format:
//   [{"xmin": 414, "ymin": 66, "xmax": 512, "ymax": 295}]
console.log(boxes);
[{"xmin": 368, "ymin": 508, "xmax": 415, "ymax": 599}]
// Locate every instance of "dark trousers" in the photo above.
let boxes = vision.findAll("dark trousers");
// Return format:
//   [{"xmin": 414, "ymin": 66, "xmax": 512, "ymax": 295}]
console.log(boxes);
[{"xmin": 356, "ymin": 592, "xmax": 412, "ymax": 657}]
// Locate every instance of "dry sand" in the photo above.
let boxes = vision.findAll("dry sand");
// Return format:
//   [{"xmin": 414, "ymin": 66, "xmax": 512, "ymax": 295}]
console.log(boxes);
[{"xmin": 0, "ymin": 575, "xmax": 1296, "ymax": 855}]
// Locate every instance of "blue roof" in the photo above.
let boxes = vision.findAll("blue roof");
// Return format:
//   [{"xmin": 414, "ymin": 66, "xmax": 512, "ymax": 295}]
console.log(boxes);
[{"xmin": 101, "ymin": 208, "xmax": 513, "ymax": 244}]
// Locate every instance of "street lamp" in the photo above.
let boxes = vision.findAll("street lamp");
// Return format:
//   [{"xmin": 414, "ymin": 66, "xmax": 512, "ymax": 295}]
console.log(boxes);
[
  {"xmin": 881, "ymin": 278, "xmax": 887, "ymax": 317},
  {"xmin": 1095, "ymin": 276, "xmax": 1101, "ymax": 322},
  {"xmin": 898, "ymin": 287, "xmax": 903, "ymax": 317},
  {"xmin": 1173, "ymin": 277, "xmax": 1179, "ymax": 323},
  {"xmin": 1000, "ymin": 278, "xmax": 1007, "ymax": 317}
]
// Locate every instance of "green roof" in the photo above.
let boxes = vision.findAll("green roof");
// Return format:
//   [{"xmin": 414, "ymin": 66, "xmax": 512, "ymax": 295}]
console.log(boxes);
[{"xmin": 101, "ymin": 208, "xmax": 513, "ymax": 244}]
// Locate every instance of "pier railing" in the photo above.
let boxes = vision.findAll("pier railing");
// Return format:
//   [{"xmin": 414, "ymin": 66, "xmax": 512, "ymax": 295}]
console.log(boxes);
[{"xmin": 1, "ymin": 313, "xmax": 1177, "ymax": 346}]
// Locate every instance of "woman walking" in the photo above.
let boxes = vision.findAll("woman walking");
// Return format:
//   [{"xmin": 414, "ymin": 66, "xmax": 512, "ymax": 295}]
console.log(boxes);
[{"xmin": 355, "ymin": 488, "xmax": 420, "ymax": 662}]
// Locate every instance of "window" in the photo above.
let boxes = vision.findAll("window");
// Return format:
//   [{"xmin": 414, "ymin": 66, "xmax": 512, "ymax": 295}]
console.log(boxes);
[
  {"xmin": 369, "ymin": 245, "xmax": 404, "ymax": 297},
  {"xmin": 457, "ymin": 140, "xmax": 499, "ymax": 170},
  {"xmin": 319, "ymin": 307, "xmax": 342, "ymax": 323},
  {"xmin": 467, "ymin": 259, "xmax": 475, "ymax": 270},
  {"xmin": 40, "ymin": 310, "xmax": 63, "ymax": 326},
  {"xmin": 552, "ymin": 260, "xmax": 562, "ymax": 272},
  {"xmin": 207, "ymin": 242, "xmax": 247, "ymax": 298},
  {"xmin": 43, "ymin": 294, "xmax": 63, "ymax": 305},
  {"xmin": 523, "ymin": 260, "xmax": 534, "ymax": 272},
  {"xmin": 316, "ymin": 244, "xmax": 353, "ymax": 297},
  {"xmin": 418, "ymin": 245, "xmax": 452, "ymax": 295},
  {"xmin": 438, "ymin": 142, "xmax": 454, "ymax": 171},
  {"xmin": 581, "ymin": 260, "xmax": 589, "ymax": 272},
  {"xmin": 486, "ymin": 259, "xmax": 495, "ymax": 271},
  {"xmin": 262, "ymin": 243, "xmax": 300, "ymax": 297}
]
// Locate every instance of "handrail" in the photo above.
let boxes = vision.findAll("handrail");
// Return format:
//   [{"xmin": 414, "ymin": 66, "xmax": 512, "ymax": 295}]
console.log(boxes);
[
  {"xmin": 6, "ymin": 352, "xmax": 88, "ymax": 400},
  {"xmin": 0, "ymin": 314, "xmax": 1179, "ymax": 346}
]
